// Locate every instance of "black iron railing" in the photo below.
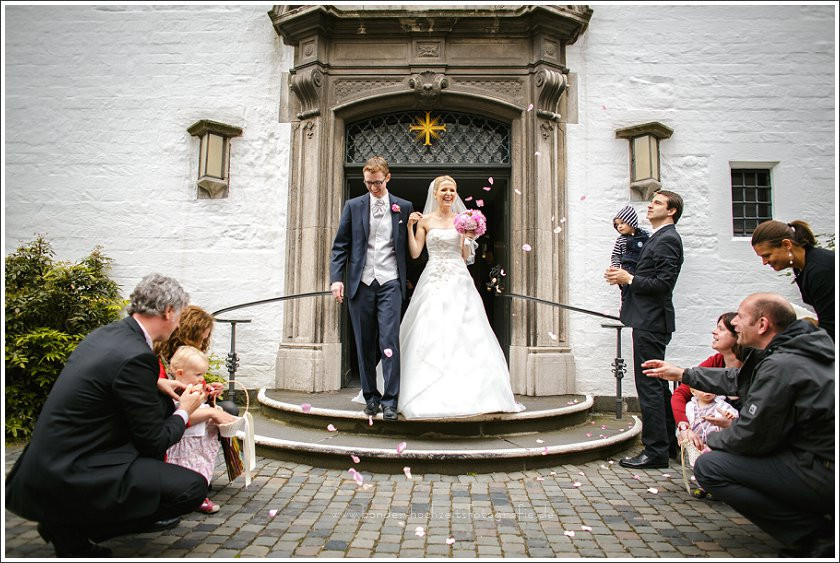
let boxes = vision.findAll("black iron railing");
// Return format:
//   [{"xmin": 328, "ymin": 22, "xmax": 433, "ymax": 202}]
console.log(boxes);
[{"xmin": 211, "ymin": 278, "xmax": 629, "ymax": 420}]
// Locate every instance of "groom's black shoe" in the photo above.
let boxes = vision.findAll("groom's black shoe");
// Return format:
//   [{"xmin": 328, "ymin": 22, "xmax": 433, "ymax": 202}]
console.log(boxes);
[
  {"xmin": 382, "ymin": 406, "xmax": 398, "ymax": 421},
  {"xmin": 364, "ymin": 402, "xmax": 381, "ymax": 416},
  {"xmin": 618, "ymin": 451, "xmax": 669, "ymax": 469}
]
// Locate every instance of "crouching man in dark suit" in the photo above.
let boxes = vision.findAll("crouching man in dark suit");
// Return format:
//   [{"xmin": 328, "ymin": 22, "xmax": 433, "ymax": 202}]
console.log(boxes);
[{"xmin": 5, "ymin": 273, "xmax": 208, "ymax": 557}]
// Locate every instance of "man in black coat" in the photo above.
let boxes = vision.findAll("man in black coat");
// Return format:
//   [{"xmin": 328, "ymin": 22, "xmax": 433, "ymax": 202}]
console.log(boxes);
[
  {"xmin": 642, "ymin": 293, "xmax": 835, "ymax": 558},
  {"xmin": 605, "ymin": 190, "xmax": 684, "ymax": 469},
  {"xmin": 5, "ymin": 274, "xmax": 208, "ymax": 557}
]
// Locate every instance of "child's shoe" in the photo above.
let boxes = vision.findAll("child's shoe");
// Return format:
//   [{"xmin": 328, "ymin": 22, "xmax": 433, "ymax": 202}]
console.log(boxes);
[
  {"xmin": 198, "ymin": 497, "xmax": 220, "ymax": 514},
  {"xmin": 691, "ymin": 488, "xmax": 708, "ymax": 499}
]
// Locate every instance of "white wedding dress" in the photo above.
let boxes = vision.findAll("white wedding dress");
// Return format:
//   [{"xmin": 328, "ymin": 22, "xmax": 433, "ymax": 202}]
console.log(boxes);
[{"xmin": 352, "ymin": 228, "xmax": 525, "ymax": 419}]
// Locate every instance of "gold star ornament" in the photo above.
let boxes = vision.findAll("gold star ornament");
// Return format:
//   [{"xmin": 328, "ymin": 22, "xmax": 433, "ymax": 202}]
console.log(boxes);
[{"xmin": 409, "ymin": 112, "xmax": 446, "ymax": 146}]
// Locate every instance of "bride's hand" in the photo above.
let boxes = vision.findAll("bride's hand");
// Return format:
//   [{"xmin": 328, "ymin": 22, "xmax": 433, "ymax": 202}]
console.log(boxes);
[
  {"xmin": 407, "ymin": 212, "xmax": 423, "ymax": 228},
  {"xmin": 465, "ymin": 229, "xmax": 476, "ymax": 240}
]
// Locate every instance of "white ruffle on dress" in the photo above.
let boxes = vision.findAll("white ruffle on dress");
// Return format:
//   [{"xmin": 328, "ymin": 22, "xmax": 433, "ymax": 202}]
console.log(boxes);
[{"xmin": 352, "ymin": 228, "xmax": 524, "ymax": 419}]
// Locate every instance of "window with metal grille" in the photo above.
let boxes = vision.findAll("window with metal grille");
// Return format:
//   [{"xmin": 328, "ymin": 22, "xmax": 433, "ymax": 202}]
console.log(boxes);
[
  {"xmin": 731, "ymin": 169, "xmax": 772, "ymax": 236},
  {"xmin": 345, "ymin": 111, "xmax": 511, "ymax": 166}
]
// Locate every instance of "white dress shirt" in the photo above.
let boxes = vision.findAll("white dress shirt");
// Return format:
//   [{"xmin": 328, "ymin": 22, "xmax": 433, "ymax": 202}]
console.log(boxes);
[{"xmin": 362, "ymin": 193, "xmax": 398, "ymax": 286}]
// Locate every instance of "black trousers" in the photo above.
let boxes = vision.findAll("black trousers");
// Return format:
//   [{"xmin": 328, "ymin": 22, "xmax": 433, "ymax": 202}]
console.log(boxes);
[
  {"xmin": 632, "ymin": 328, "xmax": 675, "ymax": 459},
  {"xmin": 44, "ymin": 458, "xmax": 207, "ymax": 548},
  {"xmin": 694, "ymin": 450, "xmax": 833, "ymax": 547},
  {"xmin": 349, "ymin": 278, "xmax": 402, "ymax": 409}
]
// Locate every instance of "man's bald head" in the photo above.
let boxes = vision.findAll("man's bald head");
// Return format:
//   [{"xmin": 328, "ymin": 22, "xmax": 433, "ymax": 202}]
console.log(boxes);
[{"xmin": 733, "ymin": 293, "xmax": 797, "ymax": 349}]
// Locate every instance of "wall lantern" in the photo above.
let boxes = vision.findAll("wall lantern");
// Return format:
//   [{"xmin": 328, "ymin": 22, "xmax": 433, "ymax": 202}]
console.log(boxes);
[
  {"xmin": 187, "ymin": 119, "xmax": 243, "ymax": 199},
  {"xmin": 615, "ymin": 122, "xmax": 673, "ymax": 201}
]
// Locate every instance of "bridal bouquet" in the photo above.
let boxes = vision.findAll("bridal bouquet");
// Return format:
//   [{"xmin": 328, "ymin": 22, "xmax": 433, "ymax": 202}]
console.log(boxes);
[{"xmin": 454, "ymin": 209, "xmax": 487, "ymax": 237}]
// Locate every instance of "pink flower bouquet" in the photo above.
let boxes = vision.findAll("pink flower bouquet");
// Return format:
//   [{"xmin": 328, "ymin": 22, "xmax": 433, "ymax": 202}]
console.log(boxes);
[{"xmin": 454, "ymin": 209, "xmax": 487, "ymax": 237}]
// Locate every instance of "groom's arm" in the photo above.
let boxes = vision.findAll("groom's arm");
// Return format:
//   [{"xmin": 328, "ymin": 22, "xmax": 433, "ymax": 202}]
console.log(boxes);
[{"xmin": 330, "ymin": 201, "xmax": 353, "ymax": 284}]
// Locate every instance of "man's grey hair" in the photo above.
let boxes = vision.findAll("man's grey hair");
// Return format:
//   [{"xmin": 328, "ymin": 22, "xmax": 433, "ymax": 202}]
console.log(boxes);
[{"xmin": 126, "ymin": 274, "xmax": 190, "ymax": 316}]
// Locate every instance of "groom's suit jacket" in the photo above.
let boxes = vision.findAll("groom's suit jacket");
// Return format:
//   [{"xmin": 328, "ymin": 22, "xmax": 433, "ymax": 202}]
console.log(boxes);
[
  {"xmin": 5, "ymin": 316, "xmax": 188, "ymax": 524},
  {"xmin": 619, "ymin": 223, "xmax": 684, "ymax": 334},
  {"xmin": 330, "ymin": 192, "xmax": 414, "ymax": 300}
]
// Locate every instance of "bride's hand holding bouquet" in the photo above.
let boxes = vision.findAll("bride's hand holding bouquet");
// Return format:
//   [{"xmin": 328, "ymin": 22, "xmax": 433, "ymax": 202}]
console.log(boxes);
[{"xmin": 454, "ymin": 210, "xmax": 487, "ymax": 240}]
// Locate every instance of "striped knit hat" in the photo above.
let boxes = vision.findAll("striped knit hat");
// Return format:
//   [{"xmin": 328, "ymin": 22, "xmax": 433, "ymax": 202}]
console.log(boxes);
[{"xmin": 613, "ymin": 205, "xmax": 639, "ymax": 230}]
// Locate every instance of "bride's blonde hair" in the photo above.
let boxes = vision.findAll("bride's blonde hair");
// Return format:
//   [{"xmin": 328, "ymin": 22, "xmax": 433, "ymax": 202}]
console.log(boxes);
[{"xmin": 433, "ymin": 175, "xmax": 457, "ymax": 195}]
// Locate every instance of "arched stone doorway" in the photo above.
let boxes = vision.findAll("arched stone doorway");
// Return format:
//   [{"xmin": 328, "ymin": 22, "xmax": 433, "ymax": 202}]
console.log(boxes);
[{"xmin": 270, "ymin": 5, "xmax": 592, "ymax": 396}]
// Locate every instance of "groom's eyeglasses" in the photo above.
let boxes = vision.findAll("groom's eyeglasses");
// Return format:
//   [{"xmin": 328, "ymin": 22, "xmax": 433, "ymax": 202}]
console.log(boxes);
[{"xmin": 363, "ymin": 180, "xmax": 385, "ymax": 187}]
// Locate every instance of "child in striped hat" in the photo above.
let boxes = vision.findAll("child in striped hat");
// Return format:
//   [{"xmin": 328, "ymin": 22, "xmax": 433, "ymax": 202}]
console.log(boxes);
[{"xmin": 610, "ymin": 205, "xmax": 649, "ymax": 298}]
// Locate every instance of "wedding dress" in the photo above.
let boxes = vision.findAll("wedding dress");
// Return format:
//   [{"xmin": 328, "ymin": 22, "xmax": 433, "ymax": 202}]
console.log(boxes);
[{"xmin": 352, "ymin": 228, "xmax": 525, "ymax": 419}]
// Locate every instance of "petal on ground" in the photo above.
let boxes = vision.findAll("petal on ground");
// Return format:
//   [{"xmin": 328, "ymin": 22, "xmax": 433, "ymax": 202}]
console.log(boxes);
[
  {"xmin": 397, "ymin": 442, "xmax": 407, "ymax": 454},
  {"xmin": 446, "ymin": 537, "xmax": 456, "ymax": 545},
  {"xmin": 351, "ymin": 455, "xmax": 360, "ymax": 464},
  {"xmin": 564, "ymin": 530, "xmax": 576, "ymax": 537},
  {"xmin": 327, "ymin": 424, "xmax": 337, "ymax": 432},
  {"xmin": 301, "ymin": 403, "xmax": 312, "ymax": 413},
  {"xmin": 269, "ymin": 509, "xmax": 278, "ymax": 518}
]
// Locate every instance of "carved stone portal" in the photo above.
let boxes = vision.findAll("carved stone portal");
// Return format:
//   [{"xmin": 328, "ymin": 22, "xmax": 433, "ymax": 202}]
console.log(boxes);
[{"xmin": 270, "ymin": 5, "xmax": 592, "ymax": 396}]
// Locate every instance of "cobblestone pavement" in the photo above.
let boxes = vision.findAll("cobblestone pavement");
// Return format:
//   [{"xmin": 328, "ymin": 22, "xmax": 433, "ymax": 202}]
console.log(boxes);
[{"xmin": 4, "ymin": 444, "xmax": 780, "ymax": 558}]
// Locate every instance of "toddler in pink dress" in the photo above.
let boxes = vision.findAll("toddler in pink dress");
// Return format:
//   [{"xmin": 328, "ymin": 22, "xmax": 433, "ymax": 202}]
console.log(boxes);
[{"xmin": 165, "ymin": 345, "xmax": 236, "ymax": 514}]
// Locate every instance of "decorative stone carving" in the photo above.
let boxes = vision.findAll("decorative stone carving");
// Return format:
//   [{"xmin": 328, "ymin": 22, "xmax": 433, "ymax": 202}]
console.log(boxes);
[
  {"xmin": 536, "ymin": 68, "xmax": 568, "ymax": 119},
  {"xmin": 334, "ymin": 79, "xmax": 403, "ymax": 101},
  {"xmin": 303, "ymin": 120, "xmax": 315, "ymax": 139},
  {"xmin": 455, "ymin": 79, "xmax": 524, "ymax": 102},
  {"xmin": 540, "ymin": 121, "xmax": 553, "ymax": 139},
  {"xmin": 407, "ymin": 71, "xmax": 449, "ymax": 108},
  {"xmin": 416, "ymin": 41, "xmax": 440, "ymax": 58},
  {"xmin": 289, "ymin": 67, "xmax": 323, "ymax": 119}
]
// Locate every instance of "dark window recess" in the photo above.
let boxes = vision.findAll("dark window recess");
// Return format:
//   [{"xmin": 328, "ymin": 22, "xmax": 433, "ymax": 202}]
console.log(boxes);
[{"xmin": 731, "ymin": 169, "xmax": 772, "ymax": 236}]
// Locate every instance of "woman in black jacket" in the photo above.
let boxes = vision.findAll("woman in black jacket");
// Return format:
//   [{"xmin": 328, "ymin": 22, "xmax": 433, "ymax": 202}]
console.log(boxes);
[{"xmin": 751, "ymin": 219, "xmax": 835, "ymax": 341}]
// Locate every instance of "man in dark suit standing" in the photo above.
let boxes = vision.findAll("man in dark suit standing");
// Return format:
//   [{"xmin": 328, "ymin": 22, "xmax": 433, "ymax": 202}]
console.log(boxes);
[
  {"xmin": 5, "ymin": 274, "xmax": 208, "ymax": 556},
  {"xmin": 605, "ymin": 190, "xmax": 684, "ymax": 469},
  {"xmin": 330, "ymin": 156, "xmax": 414, "ymax": 422}
]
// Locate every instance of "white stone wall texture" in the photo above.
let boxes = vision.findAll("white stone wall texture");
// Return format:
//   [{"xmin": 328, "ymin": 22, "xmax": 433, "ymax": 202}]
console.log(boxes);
[
  {"xmin": 4, "ymin": 5, "xmax": 293, "ymax": 390},
  {"xmin": 4, "ymin": 5, "xmax": 836, "ymax": 398}
]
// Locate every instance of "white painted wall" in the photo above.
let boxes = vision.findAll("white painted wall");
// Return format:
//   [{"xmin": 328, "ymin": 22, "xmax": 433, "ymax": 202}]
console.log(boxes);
[
  {"xmin": 4, "ymin": 5, "xmax": 293, "ymax": 389},
  {"xmin": 4, "ymin": 5, "xmax": 835, "ymax": 397},
  {"xmin": 566, "ymin": 4, "xmax": 836, "ymax": 396}
]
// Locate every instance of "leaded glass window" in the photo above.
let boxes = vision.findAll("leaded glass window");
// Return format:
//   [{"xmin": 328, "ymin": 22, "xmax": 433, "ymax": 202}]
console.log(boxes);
[
  {"xmin": 731, "ymin": 169, "xmax": 772, "ymax": 236},
  {"xmin": 345, "ymin": 111, "xmax": 511, "ymax": 166}
]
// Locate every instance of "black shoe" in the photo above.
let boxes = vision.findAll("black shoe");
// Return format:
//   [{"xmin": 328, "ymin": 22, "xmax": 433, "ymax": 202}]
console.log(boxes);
[
  {"xmin": 363, "ymin": 402, "xmax": 381, "ymax": 416},
  {"xmin": 780, "ymin": 534, "xmax": 836, "ymax": 558},
  {"xmin": 382, "ymin": 406, "xmax": 398, "ymax": 421},
  {"xmin": 144, "ymin": 516, "xmax": 181, "ymax": 533},
  {"xmin": 618, "ymin": 452, "xmax": 669, "ymax": 469},
  {"xmin": 38, "ymin": 522, "xmax": 112, "ymax": 557}
]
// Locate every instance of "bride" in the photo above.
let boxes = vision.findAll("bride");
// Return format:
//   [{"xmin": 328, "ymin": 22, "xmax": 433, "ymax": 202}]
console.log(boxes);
[{"xmin": 353, "ymin": 175, "xmax": 525, "ymax": 419}]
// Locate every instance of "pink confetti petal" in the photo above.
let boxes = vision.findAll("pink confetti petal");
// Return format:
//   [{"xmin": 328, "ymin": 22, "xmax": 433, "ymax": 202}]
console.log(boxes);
[
  {"xmin": 269, "ymin": 509, "xmax": 278, "ymax": 518},
  {"xmin": 488, "ymin": 177, "xmax": 494, "ymax": 185},
  {"xmin": 581, "ymin": 525, "xmax": 592, "ymax": 532},
  {"xmin": 476, "ymin": 199, "xmax": 484, "ymax": 207},
  {"xmin": 647, "ymin": 487, "xmax": 658, "ymax": 494},
  {"xmin": 564, "ymin": 530, "xmax": 576, "ymax": 537},
  {"xmin": 608, "ymin": 460, "xmax": 614, "ymax": 464},
  {"xmin": 535, "ymin": 151, "xmax": 541, "ymax": 157},
  {"xmin": 550, "ymin": 471, "xmax": 557, "ymax": 476},
  {"xmin": 403, "ymin": 466, "xmax": 413, "ymax": 479},
  {"xmin": 415, "ymin": 526, "xmax": 426, "ymax": 537},
  {"xmin": 553, "ymin": 226, "xmax": 562, "ymax": 234},
  {"xmin": 560, "ymin": 217, "xmax": 566, "ymax": 223},
  {"xmin": 578, "ymin": 471, "xmax": 585, "ymax": 476},
  {"xmin": 632, "ymin": 474, "xmax": 641, "ymax": 480},
  {"xmin": 383, "ymin": 348, "xmax": 393, "ymax": 358},
  {"xmin": 527, "ymin": 103, "xmax": 534, "ymax": 112},
  {"xmin": 354, "ymin": 472, "xmax": 365, "ymax": 486},
  {"xmin": 542, "ymin": 446, "xmax": 549, "ymax": 455},
  {"xmin": 464, "ymin": 196, "xmax": 473, "ymax": 201},
  {"xmin": 601, "ymin": 425, "xmax": 607, "ymax": 430},
  {"xmin": 690, "ymin": 476, "xmax": 697, "ymax": 482},
  {"xmin": 327, "ymin": 424, "xmax": 337, "ymax": 432},
  {"xmin": 585, "ymin": 432, "xmax": 592, "ymax": 438},
  {"xmin": 483, "ymin": 186, "xmax": 492, "ymax": 191},
  {"xmin": 536, "ymin": 476, "xmax": 545, "ymax": 482},
  {"xmin": 548, "ymin": 332, "xmax": 558, "ymax": 340},
  {"xmin": 446, "ymin": 537, "xmax": 456, "ymax": 545},
  {"xmin": 573, "ymin": 481, "xmax": 582, "ymax": 488},
  {"xmin": 351, "ymin": 455, "xmax": 360, "ymax": 464},
  {"xmin": 301, "ymin": 403, "xmax": 311, "ymax": 413},
  {"xmin": 662, "ymin": 474, "xmax": 672, "ymax": 479},
  {"xmin": 580, "ymin": 195, "xmax": 587, "ymax": 201},
  {"xmin": 348, "ymin": 467, "xmax": 357, "ymax": 474},
  {"xmin": 368, "ymin": 415, "xmax": 374, "ymax": 426},
  {"xmin": 536, "ymin": 439, "xmax": 545, "ymax": 444},
  {"xmin": 396, "ymin": 442, "xmax": 407, "ymax": 454},
  {"xmin": 514, "ymin": 188, "xmax": 522, "ymax": 195},
  {"xmin": 599, "ymin": 434, "xmax": 606, "ymax": 439},
  {"xmin": 522, "ymin": 244, "xmax": 532, "ymax": 252},
  {"xmin": 500, "ymin": 269, "xmax": 506, "ymax": 276}
]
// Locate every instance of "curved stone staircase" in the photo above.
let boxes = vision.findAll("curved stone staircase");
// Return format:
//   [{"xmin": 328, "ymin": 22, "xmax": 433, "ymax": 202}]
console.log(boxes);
[{"xmin": 246, "ymin": 389, "xmax": 640, "ymax": 474}]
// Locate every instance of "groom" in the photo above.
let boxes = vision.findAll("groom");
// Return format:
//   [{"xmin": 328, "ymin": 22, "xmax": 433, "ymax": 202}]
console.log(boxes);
[{"xmin": 330, "ymin": 156, "xmax": 414, "ymax": 421}]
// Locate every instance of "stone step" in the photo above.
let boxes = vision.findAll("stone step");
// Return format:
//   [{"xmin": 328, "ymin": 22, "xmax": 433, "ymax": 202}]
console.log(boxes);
[
  {"xmin": 248, "ymin": 397, "xmax": 641, "ymax": 474},
  {"xmin": 258, "ymin": 388, "xmax": 598, "ymax": 437}
]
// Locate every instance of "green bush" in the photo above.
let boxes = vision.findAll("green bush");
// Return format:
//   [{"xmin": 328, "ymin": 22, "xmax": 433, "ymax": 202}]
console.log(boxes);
[{"xmin": 5, "ymin": 235, "xmax": 125, "ymax": 442}]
